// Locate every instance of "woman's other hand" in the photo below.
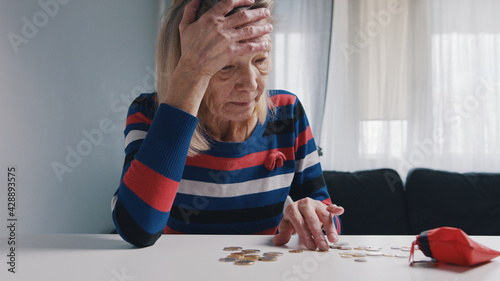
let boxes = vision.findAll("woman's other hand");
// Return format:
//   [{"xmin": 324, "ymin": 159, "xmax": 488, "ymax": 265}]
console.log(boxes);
[{"xmin": 273, "ymin": 198, "xmax": 345, "ymax": 251}]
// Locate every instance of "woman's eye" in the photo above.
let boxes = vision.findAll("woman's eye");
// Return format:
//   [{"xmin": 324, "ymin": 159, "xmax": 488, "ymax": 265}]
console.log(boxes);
[
  {"xmin": 222, "ymin": 65, "xmax": 233, "ymax": 70},
  {"xmin": 256, "ymin": 58, "xmax": 267, "ymax": 63}
]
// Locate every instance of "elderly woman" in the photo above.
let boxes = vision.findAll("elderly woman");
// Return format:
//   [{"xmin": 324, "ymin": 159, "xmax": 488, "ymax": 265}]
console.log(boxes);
[{"xmin": 112, "ymin": 0, "xmax": 344, "ymax": 251}]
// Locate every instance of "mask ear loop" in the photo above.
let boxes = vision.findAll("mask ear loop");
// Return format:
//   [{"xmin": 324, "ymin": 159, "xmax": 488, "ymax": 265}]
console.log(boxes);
[
  {"xmin": 409, "ymin": 239, "xmax": 438, "ymax": 267},
  {"xmin": 409, "ymin": 240, "xmax": 416, "ymax": 265}
]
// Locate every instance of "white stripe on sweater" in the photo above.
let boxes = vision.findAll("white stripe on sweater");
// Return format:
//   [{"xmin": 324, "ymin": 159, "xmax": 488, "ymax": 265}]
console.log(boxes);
[
  {"xmin": 125, "ymin": 130, "xmax": 147, "ymax": 147},
  {"xmin": 177, "ymin": 172, "xmax": 295, "ymax": 198},
  {"xmin": 295, "ymin": 150, "xmax": 320, "ymax": 173}
]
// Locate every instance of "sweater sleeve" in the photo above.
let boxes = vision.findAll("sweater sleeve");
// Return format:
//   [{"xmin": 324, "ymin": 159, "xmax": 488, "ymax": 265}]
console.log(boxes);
[
  {"xmin": 288, "ymin": 97, "xmax": 342, "ymax": 234},
  {"xmin": 111, "ymin": 94, "xmax": 198, "ymax": 247}
]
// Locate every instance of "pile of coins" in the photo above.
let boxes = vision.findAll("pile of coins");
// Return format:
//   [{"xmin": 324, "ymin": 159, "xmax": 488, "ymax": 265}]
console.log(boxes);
[
  {"xmin": 329, "ymin": 242, "xmax": 414, "ymax": 262},
  {"xmin": 219, "ymin": 247, "xmax": 285, "ymax": 266},
  {"xmin": 219, "ymin": 242, "xmax": 415, "ymax": 265}
]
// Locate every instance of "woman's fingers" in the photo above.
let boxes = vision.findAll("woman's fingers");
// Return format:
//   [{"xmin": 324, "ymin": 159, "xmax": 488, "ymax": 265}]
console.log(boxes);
[
  {"xmin": 179, "ymin": 0, "xmax": 201, "ymax": 33},
  {"xmin": 210, "ymin": 0, "xmax": 257, "ymax": 17},
  {"xmin": 275, "ymin": 199, "xmax": 344, "ymax": 251},
  {"xmin": 297, "ymin": 198, "xmax": 330, "ymax": 251}
]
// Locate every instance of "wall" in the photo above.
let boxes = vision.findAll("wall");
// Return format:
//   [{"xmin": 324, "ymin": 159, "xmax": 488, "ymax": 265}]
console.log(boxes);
[{"xmin": 0, "ymin": 0, "xmax": 159, "ymax": 234}]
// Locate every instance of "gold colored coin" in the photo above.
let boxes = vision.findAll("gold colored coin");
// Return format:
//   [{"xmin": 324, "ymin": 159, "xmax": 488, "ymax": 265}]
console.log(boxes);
[
  {"xmin": 223, "ymin": 246, "xmax": 243, "ymax": 251},
  {"xmin": 263, "ymin": 252, "xmax": 283, "ymax": 257},
  {"xmin": 219, "ymin": 257, "xmax": 237, "ymax": 262},
  {"xmin": 228, "ymin": 253, "xmax": 245, "ymax": 259},
  {"xmin": 340, "ymin": 255, "xmax": 353, "ymax": 258},
  {"xmin": 352, "ymin": 253, "xmax": 367, "ymax": 257},
  {"xmin": 317, "ymin": 249, "xmax": 329, "ymax": 252},
  {"xmin": 354, "ymin": 247, "xmax": 365, "ymax": 251},
  {"xmin": 383, "ymin": 253, "xmax": 396, "ymax": 257},
  {"xmin": 289, "ymin": 250, "xmax": 303, "ymax": 253},
  {"xmin": 243, "ymin": 255, "xmax": 260, "ymax": 261},
  {"xmin": 242, "ymin": 249, "xmax": 260, "ymax": 254},
  {"xmin": 259, "ymin": 257, "xmax": 278, "ymax": 262},
  {"xmin": 234, "ymin": 260, "xmax": 254, "ymax": 266}
]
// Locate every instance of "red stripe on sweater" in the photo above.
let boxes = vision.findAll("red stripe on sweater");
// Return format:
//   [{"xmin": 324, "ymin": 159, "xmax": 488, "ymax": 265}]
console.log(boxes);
[
  {"xmin": 185, "ymin": 147, "xmax": 295, "ymax": 171},
  {"xmin": 294, "ymin": 126, "xmax": 313, "ymax": 152},
  {"xmin": 321, "ymin": 198, "xmax": 332, "ymax": 205},
  {"xmin": 126, "ymin": 112, "xmax": 152, "ymax": 126},
  {"xmin": 270, "ymin": 94, "xmax": 296, "ymax": 107},
  {"xmin": 164, "ymin": 226, "xmax": 185, "ymax": 234},
  {"xmin": 123, "ymin": 160, "xmax": 179, "ymax": 212}
]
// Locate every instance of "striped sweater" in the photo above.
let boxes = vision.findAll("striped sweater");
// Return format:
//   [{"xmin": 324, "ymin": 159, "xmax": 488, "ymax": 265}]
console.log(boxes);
[{"xmin": 112, "ymin": 90, "xmax": 340, "ymax": 247}]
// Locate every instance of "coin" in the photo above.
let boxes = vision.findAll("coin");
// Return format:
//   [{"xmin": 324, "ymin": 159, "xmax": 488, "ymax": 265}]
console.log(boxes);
[
  {"xmin": 330, "ymin": 245, "xmax": 341, "ymax": 249},
  {"xmin": 228, "ymin": 253, "xmax": 245, "ymax": 259},
  {"xmin": 242, "ymin": 249, "xmax": 260, "ymax": 254},
  {"xmin": 259, "ymin": 256, "xmax": 278, "ymax": 262},
  {"xmin": 354, "ymin": 247, "xmax": 366, "ymax": 251},
  {"xmin": 365, "ymin": 247, "xmax": 381, "ymax": 251},
  {"xmin": 243, "ymin": 255, "xmax": 260, "ymax": 261},
  {"xmin": 395, "ymin": 254, "xmax": 410, "ymax": 258},
  {"xmin": 219, "ymin": 257, "xmax": 237, "ymax": 262},
  {"xmin": 367, "ymin": 252, "xmax": 384, "ymax": 256},
  {"xmin": 338, "ymin": 252, "xmax": 353, "ymax": 256},
  {"xmin": 234, "ymin": 260, "xmax": 254, "ymax": 266},
  {"xmin": 334, "ymin": 242, "xmax": 349, "ymax": 246},
  {"xmin": 317, "ymin": 249, "xmax": 329, "ymax": 252},
  {"xmin": 340, "ymin": 255, "xmax": 353, "ymax": 258},
  {"xmin": 391, "ymin": 246, "xmax": 401, "ymax": 250},
  {"xmin": 223, "ymin": 246, "xmax": 243, "ymax": 251},
  {"xmin": 352, "ymin": 253, "xmax": 367, "ymax": 257},
  {"xmin": 355, "ymin": 258, "xmax": 368, "ymax": 262},
  {"xmin": 263, "ymin": 252, "xmax": 283, "ymax": 257},
  {"xmin": 383, "ymin": 253, "xmax": 396, "ymax": 257},
  {"xmin": 289, "ymin": 250, "xmax": 303, "ymax": 253},
  {"xmin": 340, "ymin": 246, "xmax": 352, "ymax": 250}
]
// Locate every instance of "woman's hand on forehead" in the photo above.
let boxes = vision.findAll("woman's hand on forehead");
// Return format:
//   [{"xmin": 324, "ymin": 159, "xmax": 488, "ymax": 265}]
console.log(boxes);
[{"xmin": 178, "ymin": 0, "xmax": 273, "ymax": 78}]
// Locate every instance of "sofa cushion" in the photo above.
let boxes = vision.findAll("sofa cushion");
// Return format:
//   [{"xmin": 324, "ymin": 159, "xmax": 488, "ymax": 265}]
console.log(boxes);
[
  {"xmin": 405, "ymin": 168, "xmax": 500, "ymax": 235},
  {"xmin": 323, "ymin": 169, "xmax": 410, "ymax": 235}
]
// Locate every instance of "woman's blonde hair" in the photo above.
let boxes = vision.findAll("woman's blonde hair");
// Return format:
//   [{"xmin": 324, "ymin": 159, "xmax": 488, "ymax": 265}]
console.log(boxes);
[{"xmin": 156, "ymin": 0, "xmax": 275, "ymax": 156}]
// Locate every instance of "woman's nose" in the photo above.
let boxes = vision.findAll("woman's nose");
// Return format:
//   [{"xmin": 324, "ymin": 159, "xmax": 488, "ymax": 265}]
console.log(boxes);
[{"xmin": 235, "ymin": 66, "xmax": 258, "ymax": 92}]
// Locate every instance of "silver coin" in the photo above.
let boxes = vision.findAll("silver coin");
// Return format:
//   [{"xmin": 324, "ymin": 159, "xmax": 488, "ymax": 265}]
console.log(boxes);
[
  {"xmin": 354, "ymin": 258, "xmax": 368, "ymax": 262},
  {"xmin": 259, "ymin": 256, "xmax": 278, "ymax": 262},
  {"xmin": 334, "ymin": 242, "xmax": 349, "ymax": 246},
  {"xmin": 367, "ymin": 252, "xmax": 384, "ymax": 256},
  {"xmin": 234, "ymin": 260, "xmax": 255, "ymax": 265},
  {"xmin": 395, "ymin": 254, "xmax": 410, "ymax": 258}
]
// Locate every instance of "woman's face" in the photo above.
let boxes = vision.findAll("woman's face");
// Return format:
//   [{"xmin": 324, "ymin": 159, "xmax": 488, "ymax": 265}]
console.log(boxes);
[{"xmin": 202, "ymin": 36, "xmax": 272, "ymax": 123}]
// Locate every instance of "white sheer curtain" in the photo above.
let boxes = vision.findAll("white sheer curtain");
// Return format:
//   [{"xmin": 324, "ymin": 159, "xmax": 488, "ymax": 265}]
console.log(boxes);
[
  {"xmin": 321, "ymin": 0, "xmax": 500, "ymax": 176},
  {"xmin": 268, "ymin": 0, "xmax": 333, "ymax": 141}
]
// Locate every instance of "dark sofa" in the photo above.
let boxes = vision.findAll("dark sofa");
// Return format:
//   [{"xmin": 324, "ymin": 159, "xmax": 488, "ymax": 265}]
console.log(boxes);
[{"xmin": 324, "ymin": 168, "xmax": 500, "ymax": 235}]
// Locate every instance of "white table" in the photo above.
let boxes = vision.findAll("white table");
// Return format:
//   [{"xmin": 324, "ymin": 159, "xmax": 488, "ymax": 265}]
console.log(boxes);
[{"xmin": 2, "ymin": 234, "xmax": 500, "ymax": 281}]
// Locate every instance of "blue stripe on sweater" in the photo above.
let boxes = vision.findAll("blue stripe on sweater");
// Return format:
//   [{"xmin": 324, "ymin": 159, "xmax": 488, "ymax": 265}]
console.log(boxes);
[
  {"xmin": 173, "ymin": 186, "xmax": 290, "ymax": 211},
  {"xmin": 118, "ymin": 183, "xmax": 169, "ymax": 234}
]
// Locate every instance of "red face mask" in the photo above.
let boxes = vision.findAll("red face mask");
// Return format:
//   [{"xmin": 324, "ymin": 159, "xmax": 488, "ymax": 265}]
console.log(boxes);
[{"xmin": 411, "ymin": 227, "xmax": 500, "ymax": 266}]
